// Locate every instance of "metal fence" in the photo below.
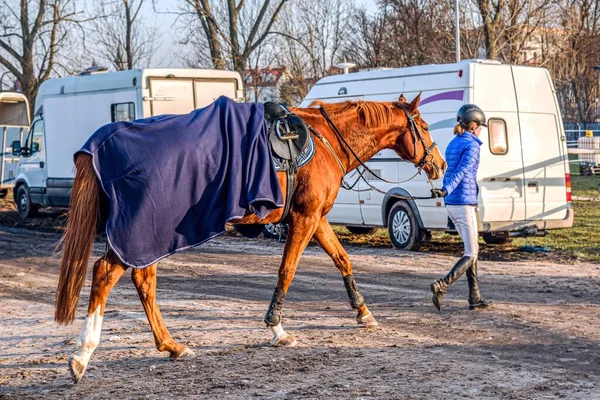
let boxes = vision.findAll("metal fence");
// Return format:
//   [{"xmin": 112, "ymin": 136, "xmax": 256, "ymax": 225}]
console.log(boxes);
[
  {"xmin": 564, "ymin": 122, "xmax": 600, "ymax": 132},
  {"xmin": 565, "ymin": 129, "xmax": 600, "ymax": 149}
]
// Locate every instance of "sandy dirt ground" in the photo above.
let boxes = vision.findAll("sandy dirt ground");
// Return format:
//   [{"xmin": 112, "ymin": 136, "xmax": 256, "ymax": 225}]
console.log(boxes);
[{"xmin": 0, "ymin": 225, "xmax": 599, "ymax": 399}]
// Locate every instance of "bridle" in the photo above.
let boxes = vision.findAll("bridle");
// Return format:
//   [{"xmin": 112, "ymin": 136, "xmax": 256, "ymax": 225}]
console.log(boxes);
[
  {"xmin": 397, "ymin": 103, "xmax": 438, "ymax": 173},
  {"xmin": 308, "ymin": 103, "xmax": 441, "ymax": 200}
]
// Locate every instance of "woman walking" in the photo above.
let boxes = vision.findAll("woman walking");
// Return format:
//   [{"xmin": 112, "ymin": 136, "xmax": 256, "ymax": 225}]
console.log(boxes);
[{"xmin": 430, "ymin": 104, "xmax": 492, "ymax": 311}]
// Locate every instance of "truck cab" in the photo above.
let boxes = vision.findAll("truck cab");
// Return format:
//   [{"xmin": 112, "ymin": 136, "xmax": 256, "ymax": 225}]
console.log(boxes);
[{"xmin": 12, "ymin": 115, "xmax": 54, "ymax": 217}]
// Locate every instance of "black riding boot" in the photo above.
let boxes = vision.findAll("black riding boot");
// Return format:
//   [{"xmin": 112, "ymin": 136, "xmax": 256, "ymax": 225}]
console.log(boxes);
[
  {"xmin": 466, "ymin": 260, "xmax": 492, "ymax": 310},
  {"xmin": 430, "ymin": 256, "xmax": 474, "ymax": 311}
]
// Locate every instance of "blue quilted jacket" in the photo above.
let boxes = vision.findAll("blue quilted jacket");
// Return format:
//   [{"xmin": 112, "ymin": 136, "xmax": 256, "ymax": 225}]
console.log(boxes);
[{"xmin": 442, "ymin": 132, "xmax": 482, "ymax": 205}]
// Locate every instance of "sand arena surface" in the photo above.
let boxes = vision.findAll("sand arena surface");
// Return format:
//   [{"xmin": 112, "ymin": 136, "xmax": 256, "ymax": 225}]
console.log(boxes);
[{"xmin": 0, "ymin": 226, "xmax": 599, "ymax": 399}]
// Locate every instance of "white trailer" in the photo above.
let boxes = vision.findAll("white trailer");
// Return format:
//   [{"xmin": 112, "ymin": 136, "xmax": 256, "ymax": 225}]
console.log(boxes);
[
  {"xmin": 6, "ymin": 68, "xmax": 244, "ymax": 218},
  {"xmin": 300, "ymin": 60, "xmax": 573, "ymax": 249},
  {"xmin": 0, "ymin": 92, "xmax": 30, "ymax": 198}
]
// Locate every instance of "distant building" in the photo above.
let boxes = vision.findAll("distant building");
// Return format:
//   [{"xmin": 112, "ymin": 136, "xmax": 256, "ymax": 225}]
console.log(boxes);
[
  {"xmin": 244, "ymin": 66, "xmax": 342, "ymax": 106},
  {"xmin": 244, "ymin": 67, "xmax": 290, "ymax": 103}
]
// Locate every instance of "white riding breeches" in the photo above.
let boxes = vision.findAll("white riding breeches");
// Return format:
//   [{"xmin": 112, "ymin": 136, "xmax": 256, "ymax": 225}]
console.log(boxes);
[{"xmin": 446, "ymin": 205, "xmax": 479, "ymax": 259}]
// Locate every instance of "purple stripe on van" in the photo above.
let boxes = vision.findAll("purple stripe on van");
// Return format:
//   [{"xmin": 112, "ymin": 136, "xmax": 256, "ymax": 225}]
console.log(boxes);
[
  {"xmin": 428, "ymin": 118, "xmax": 456, "ymax": 131},
  {"xmin": 419, "ymin": 90, "xmax": 464, "ymax": 107}
]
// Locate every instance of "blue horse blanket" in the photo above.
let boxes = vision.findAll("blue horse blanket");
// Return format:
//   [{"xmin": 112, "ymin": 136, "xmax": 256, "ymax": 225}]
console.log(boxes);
[{"xmin": 78, "ymin": 96, "xmax": 284, "ymax": 268}]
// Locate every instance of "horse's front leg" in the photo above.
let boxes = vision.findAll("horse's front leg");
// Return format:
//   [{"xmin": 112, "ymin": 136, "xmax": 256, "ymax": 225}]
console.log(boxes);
[
  {"xmin": 264, "ymin": 214, "xmax": 320, "ymax": 347},
  {"xmin": 312, "ymin": 216, "xmax": 378, "ymax": 328},
  {"xmin": 131, "ymin": 264, "xmax": 195, "ymax": 360},
  {"xmin": 69, "ymin": 255, "xmax": 127, "ymax": 383}
]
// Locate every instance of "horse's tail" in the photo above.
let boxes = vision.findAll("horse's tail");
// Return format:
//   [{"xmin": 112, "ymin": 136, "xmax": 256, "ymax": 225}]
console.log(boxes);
[{"xmin": 55, "ymin": 153, "xmax": 99, "ymax": 324}]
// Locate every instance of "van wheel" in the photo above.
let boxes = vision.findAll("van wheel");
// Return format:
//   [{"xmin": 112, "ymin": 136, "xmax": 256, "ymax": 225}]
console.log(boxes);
[
  {"xmin": 482, "ymin": 232, "xmax": 512, "ymax": 245},
  {"xmin": 346, "ymin": 226, "xmax": 376, "ymax": 235},
  {"xmin": 16, "ymin": 185, "xmax": 37, "ymax": 219},
  {"xmin": 387, "ymin": 201, "xmax": 421, "ymax": 251}
]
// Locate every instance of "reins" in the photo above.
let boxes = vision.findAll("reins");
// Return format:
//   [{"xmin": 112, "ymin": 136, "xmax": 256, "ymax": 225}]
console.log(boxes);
[{"xmin": 308, "ymin": 105, "xmax": 438, "ymax": 201}]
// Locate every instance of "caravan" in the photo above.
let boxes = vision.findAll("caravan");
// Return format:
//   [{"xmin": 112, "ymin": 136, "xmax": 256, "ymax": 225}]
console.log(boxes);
[
  {"xmin": 0, "ymin": 92, "xmax": 30, "ymax": 198},
  {"xmin": 2, "ymin": 68, "xmax": 244, "ymax": 218},
  {"xmin": 300, "ymin": 60, "xmax": 573, "ymax": 249}
]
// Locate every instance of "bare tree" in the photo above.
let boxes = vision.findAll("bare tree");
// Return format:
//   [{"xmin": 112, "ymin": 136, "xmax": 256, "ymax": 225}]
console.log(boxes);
[
  {"xmin": 346, "ymin": 0, "xmax": 485, "ymax": 70},
  {"xmin": 475, "ymin": 0, "xmax": 556, "ymax": 61},
  {"xmin": 548, "ymin": 0, "xmax": 600, "ymax": 122},
  {"xmin": 376, "ymin": 0, "xmax": 458, "ymax": 66},
  {"xmin": 0, "ymin": 0, "xmax": 86, "ymax": 114},
  {"xmin": 90, "ymin": 0, "xmax": 157, "ymax": 70},
  {"xmin": 272, "ymin": 0, "xmax": 355, "ymax": 104},
  {"xmin": 177, "ymin": 0, "xmax": 287, "ymax": 74},
  {"xmin": 344, "ymin": 4, "xmax": 389, "ymax": 68}
]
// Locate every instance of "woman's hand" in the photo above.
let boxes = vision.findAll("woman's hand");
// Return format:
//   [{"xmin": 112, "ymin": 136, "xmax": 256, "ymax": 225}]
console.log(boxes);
[{"xmin": 431, "ymin": 188, "xmax": 447, "ymax": 198}]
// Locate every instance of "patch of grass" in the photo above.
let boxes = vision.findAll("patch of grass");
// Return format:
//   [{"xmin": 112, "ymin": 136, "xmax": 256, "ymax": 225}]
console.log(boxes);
[
  {"xmin": 511, "ymin": 200, "xmax": 600, "ymax": 261},
  {"xmin": 571, "ymin": 175, "xmax": 599, "ymax": 198},
  {"xmin": 569, "ymin": 152, "xmax": 600, "ymax": 197},
  {"xmin": 568, "ymin": 153, "xmax": 579, "ymax": 168}
]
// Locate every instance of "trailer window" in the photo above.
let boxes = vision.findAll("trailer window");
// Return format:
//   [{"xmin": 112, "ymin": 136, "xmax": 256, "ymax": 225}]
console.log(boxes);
[
  {"xmin": 111, "ymin": 102, "xmax": 135, "ymax": 122},
  {"xmin": 488, "ymin": 119, "xmax": 508, "ymax": 155}
]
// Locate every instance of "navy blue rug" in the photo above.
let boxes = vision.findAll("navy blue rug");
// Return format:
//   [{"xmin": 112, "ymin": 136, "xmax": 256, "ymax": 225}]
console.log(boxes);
[{"xmin": 79, "ymin": 96, "xmax": 284, "ymax": 268}]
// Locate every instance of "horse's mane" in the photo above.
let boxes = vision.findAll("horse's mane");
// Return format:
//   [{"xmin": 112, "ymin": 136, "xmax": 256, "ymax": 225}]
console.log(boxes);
[{"xmin": 307, "ymin": 100, "xmax": 399, "ymax": 128}]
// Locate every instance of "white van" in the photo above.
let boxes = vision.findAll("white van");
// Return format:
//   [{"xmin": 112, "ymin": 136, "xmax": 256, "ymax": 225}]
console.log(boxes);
[
  {"xmin": 300, "ymin": 60, "xmax": 573, "ymax": 249},
  {"xmin": 3, "ymin": 68, "xmax": 244, "ymax": 218}
]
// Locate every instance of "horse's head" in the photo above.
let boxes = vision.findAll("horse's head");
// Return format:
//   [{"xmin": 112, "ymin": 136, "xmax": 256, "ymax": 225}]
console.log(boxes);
[{"xmin": 392, "ymin": 93, "xmax": 446, "ymax": 180}]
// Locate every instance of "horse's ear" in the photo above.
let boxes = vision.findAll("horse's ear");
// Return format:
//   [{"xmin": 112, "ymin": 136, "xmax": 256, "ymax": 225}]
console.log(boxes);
[
  {"xmin": 398, "ymin": 94, "xmax": 407, "ymax": 103},
  {"xmin": 408, "ymin": 92, "xmax": 422, "ymax": 111}
]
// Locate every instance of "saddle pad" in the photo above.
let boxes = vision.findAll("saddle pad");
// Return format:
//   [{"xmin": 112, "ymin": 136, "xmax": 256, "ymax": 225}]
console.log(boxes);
[{"xmin": 78, "ymin": 96, "xmax": 284, "ymax": 268}]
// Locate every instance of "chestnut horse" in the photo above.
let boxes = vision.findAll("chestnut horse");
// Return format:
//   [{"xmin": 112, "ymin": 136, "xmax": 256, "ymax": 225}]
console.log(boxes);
[{"xmin": 55, "ymin": 93, "xmax": 446, "ymax": 383}]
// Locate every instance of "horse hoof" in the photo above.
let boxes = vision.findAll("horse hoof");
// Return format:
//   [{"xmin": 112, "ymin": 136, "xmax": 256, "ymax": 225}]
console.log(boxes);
[
  {"xmin": 170, "ymin": 347, "xmax": 195, "ymax": 360},
  {"xmin": 68, "ymin": 354, "xmax": 87, "ymax": 384},
  {"xmin": 357, "ymin": 312, "xmax": 379, "ymax": 328},
  {"xmin": 272, "ymin": 334, "xmax": 297, "ymax": 347}
]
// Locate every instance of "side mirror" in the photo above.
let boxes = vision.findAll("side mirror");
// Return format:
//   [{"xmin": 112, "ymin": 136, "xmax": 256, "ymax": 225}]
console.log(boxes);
[
  {"xmin": 11, "ymin": 140, "xmax": 21, "ymax": 156},
  {"xmin": 31, "ymin": 142, "xmax": 39, "ymax": 153}
]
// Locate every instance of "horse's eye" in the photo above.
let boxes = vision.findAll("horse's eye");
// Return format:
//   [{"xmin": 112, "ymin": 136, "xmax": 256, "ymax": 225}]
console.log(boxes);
[{"xmin": 423, "ymin": 126, "xmax": 429, "ymax": 131}]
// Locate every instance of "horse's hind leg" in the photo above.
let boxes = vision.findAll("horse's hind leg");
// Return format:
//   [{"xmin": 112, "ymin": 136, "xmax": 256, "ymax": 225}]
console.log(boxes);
[
  {"xmin": 69, "ymin": 255, "xmax": 127, "ymax": 383},
  {"xmin": 131, "ymin": 264, "xmax": 194, "ymax": 360},
  {"xmin": 312, "ymin": 216, "xmax": 378, "ymax": 327}
]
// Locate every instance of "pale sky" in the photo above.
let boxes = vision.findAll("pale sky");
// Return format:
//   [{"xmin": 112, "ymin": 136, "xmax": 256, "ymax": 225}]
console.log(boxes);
[{"xmin": 144, "ymin": 0, "xmax": 379, "ymax": 68}]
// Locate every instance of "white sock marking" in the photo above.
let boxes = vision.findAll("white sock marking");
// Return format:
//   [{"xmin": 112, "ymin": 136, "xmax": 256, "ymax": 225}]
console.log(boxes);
[
  {"xmin": 268, "ymin": 323, "xmax": 287, "ymax": 343},
  {"xmin": 74, "ymin": 305, "xmax": 103, "ymax": 367}
]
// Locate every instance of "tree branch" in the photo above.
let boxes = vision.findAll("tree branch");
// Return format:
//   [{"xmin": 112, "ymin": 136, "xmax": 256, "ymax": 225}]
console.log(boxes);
[
  {"xmin": 0, "ymin": 53, "xmax": 24, "ymax": 82},
  {"xmin": 247, "ymin": 0, "xmax": 286, "ymax": 56},
  {"xmin": 0, "ymin": 39, "xmax": 24, "ymax": 64}
]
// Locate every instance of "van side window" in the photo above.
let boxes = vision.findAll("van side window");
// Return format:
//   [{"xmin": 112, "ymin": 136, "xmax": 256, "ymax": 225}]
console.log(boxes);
[
  {"xmin": 111, "ymin": 102, "xmax": 135, "ymax": 122},
  {"xmin": 488, "ymin": 119, "xmax": 508, "ymax": 155}
]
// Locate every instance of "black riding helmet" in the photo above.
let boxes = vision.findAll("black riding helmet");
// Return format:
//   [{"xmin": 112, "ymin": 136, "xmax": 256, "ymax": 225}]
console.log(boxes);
[{"xmin": 457, "ymin": 104, "xmax": 487, "ymax": 128}]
